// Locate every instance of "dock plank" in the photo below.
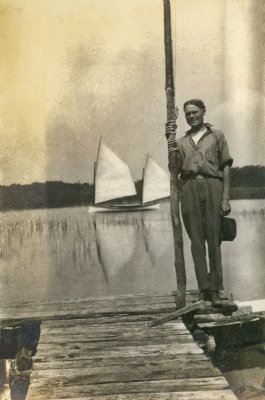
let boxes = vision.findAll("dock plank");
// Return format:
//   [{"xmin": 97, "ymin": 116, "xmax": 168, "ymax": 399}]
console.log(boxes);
[
  {"xmin": 0, "ymin": 303, "xmax": 177, "ymax": 322},
  {"xmin": 34, "ymin": 341, "xmax": 204, "ymax": 362},
  {"xmin": 46, "ymin": 392, "xmax": 236, "ymax": 400},
  {"xmin": 39, "ymin": 322, "xmax": 189, "ymax": 340},
  {"xmin": 27, "ymin": 377, "xmax": 232, "ymax": 398},
  {"xmin": 32, "ymin": 353, "xmax": 209, "ymax": 370},
  {"xmin": 20, "ymin": 294, "xmax": 237, "ymax": 400},
  {"xmin": 0, "ymin": 291, "xmax": 197, "ymax": 309},
  {"xmin": 0, "ymin": 291, "xmax": 202, "ymax": 325},
  {"xmin": 29, "ymin": 362, "xmax": 222, "ymax": 385}
]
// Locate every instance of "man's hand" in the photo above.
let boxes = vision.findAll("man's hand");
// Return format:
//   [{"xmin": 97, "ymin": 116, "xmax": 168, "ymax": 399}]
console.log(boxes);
[
  {"xmin": 165, "ymin": 120, "xmax": 177, "ymax": 139},
  {"xmin": 165, "ymin": 106, "xmax": 179, "ymax": 139},
  {"xmin": 221, "ymin": 199, "xmax": 231, "ymax": 216}
]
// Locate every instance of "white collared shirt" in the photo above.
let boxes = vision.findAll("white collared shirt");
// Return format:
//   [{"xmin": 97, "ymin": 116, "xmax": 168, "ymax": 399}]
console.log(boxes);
[{"xmin": 191, "ymin": 126, "xmax": 207, "ymax": 145}]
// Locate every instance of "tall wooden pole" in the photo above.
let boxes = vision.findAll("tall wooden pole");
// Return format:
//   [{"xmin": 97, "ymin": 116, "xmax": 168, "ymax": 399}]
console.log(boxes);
[{"xmin": 163, "ymin": 0, "xmax": 186, "ymax": 308}]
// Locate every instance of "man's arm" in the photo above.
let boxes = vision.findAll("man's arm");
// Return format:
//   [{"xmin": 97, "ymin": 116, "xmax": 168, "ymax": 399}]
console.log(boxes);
[{"xmin": 222, "ymin": 165, "xmax": 231, "ymax": 216}]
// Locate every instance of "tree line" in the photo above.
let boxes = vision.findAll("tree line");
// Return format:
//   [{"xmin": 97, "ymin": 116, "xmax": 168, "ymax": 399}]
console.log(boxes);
[
  {"xmin": 0, "ymin": 165, "xmax": 264, "ymax": 211},
  {"xmin": 0, "ymin": 181, "xmax": 94, "ymax": 210}
]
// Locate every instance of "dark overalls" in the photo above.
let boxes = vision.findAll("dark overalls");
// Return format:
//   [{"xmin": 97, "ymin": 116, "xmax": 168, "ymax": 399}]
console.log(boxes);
[{"xmin": 177, "ymin": 125, "xmax": 233, "ymax": 291}]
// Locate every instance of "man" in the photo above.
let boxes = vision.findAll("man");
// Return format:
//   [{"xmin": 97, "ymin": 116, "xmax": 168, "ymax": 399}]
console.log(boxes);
[{"xmin": 166, "ymin": 99, "xmax": 233, "ymax": 307}]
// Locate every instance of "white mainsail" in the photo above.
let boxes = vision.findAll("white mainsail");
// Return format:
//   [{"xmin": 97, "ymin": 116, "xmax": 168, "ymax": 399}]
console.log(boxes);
[
  {"xmin": 142, "ymin": 155, "xmax": 170, "ymax": 204},
  {"xmin": 95, "ymin": 141, "xmax": 137, "ymax": 204}
]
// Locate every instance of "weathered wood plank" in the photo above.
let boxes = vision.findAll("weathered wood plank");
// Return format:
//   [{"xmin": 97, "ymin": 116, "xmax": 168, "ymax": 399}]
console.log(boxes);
[
  {"xmin": 40, "ymin": 321, "xmax": 188, "ymax": 337},
  {"xmin": 0, "ymin": 297, "xmax": 178, "ymax": 318},
  {"xmin": 32, "ymin": 353, "xmax": 209, "ymax": 371},
  {"xmin": 30, "ymin": 359, "xmax": 222, "ymax": 385},
  {"xmin": 40, "ymin": 314, "xmax": 167, "ymax": 327},
  {"xmin": 36, "ymin": 336, "xmax": 193, "ymax": 353},
  {"xmin": 38, "ymin": 322, "xmax": 191, "ymax": 341},
  {"xmin": 0, "ymin": 292, "xmax": 203, "ymax": 326},
  {"xmin": 41, "ymin": 318, "xmax": 186, "ymax": 328},
  {"xmin": 0, "ymin": 290, "xmax": 198, "ymax": 309},
  {"xmin": 43, "ymin": 391, "xmax": 236, "ymax": 400},
  {"xmin": 150, "ymin": 301, "xmax": 206, "ymax": 327},
  {"xmin": 39, "ymin": 321, "xmax": 188, "ymax": 333},
  {"xmin": 37, "ymin": 333, "xmax": 192, "ymax": 347},
  {"xmin": 2, "ymin": 291, "xmax": 235, "ymax": 321},
  {"xmin": 34, "ymin": 342, "xmax": 203, "ymax": 362},
  {"xmin": 27, "ymin": 376, "xmax": 231, "ymax": 398},
  {"xmin": 0, "ymin": 303, "xmax": 177, "ymax": 321},
  {"xmin": 37, "ymin": 321, "xmax": 191, "ymax": 346},
  {"xmin": 0, "ymin": 303, "xmax": 185, "ymax": 325}
]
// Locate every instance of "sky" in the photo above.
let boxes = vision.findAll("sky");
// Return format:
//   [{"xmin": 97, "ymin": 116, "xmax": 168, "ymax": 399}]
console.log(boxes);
[{"xmin": 0, "ymin": 0, "xmax": 264, "ymax": 185}]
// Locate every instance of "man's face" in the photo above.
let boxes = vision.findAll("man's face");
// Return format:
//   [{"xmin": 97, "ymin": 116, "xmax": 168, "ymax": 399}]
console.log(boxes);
[{"xmin": 184, "ymin": 104, "xmax": 205, "ymax": 128}]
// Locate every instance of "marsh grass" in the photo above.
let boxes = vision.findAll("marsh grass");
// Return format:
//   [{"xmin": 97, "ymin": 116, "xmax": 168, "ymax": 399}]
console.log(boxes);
[
  {"xmin": 0, "ymin": 208, "xmax": 101, "ymax": 302},
  {"xmin": 0, "ymin": 201, "xmax": 262, "ymax": 266},
  {"xmin": 0, "ymin": 200, "xmax": 263, "ymax": 303}
]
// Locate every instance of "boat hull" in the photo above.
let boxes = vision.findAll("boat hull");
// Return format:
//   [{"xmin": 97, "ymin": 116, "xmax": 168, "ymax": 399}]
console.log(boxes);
[{"xmin": 88, "ymin": 203, "xmax": 160, "ymax": 213}]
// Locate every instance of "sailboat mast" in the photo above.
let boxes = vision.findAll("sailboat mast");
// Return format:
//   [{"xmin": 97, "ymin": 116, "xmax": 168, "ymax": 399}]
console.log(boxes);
[
  {"xmin": 93, "ymin": 161, "xmax": 97, "ymax": 205},
  {"xmin": 163, "ymin": 0, "xmax": 186, "ymax": 307},
  {"xmin": 141, "ymin": 168, "xmax": 145, "ymax": 205},
  {"xmin": 141, "ymin": 154, "xmax": 149, "ymax": 205},
  {"xmin": 93, "ymin": 138, "xmax": 102, "ymax": 205}
]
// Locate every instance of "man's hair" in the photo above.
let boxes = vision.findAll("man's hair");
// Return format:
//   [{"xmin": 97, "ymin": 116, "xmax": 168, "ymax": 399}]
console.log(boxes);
[{"xmin": 183, "ymin": 99, "xmax": 206, "ymax": 111}]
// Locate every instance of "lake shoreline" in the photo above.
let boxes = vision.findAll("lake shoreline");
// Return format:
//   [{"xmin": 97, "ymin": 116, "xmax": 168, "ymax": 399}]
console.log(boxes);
[{"xmin": 0, "ymin": 185, "xmax": 264, "ymax": 212}]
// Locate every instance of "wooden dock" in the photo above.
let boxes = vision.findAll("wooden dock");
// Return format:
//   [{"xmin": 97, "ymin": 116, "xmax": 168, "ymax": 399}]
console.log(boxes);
[{"xmin": 0, "ymin": 293, "xmax": 237, "ymax": 399}]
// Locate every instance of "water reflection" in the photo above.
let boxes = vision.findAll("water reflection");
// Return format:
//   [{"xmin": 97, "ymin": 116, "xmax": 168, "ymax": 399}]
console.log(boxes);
[
  {"xmin": 93, "ymin": 215, "xmax": 173, "ymax": 279},
  {"xmin": 0, "ymin": 360, "xmax": 11, "ymax": 400},
  {"xmin": 0, "ymin": 200, "xmax": 264, "ymax": 303},
  {"xmin": 142, "ymin": 218, "xmax": 172, "ymax": 266},
  {"xmin": 94, "ymin": 218, "xmax": 137, "ymax": 279},
  {"xmin": 90, "ymin": 210, "xmax": 178, "ymax": 297}
]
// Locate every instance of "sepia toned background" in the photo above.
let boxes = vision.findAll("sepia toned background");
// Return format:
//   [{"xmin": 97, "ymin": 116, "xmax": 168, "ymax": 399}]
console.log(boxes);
[
  {"xmin": 0, "ymin": 2, "xmax": 264, "ymax": 397},
  {"xmin": 0, "ymin": 0, "xmax": 264, "ymax": 186}
]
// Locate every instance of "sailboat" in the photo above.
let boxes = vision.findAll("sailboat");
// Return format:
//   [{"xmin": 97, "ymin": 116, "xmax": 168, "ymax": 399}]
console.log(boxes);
[{"xmin": 88, "ymin": 139, "xmax": 170, "ymax": 213}]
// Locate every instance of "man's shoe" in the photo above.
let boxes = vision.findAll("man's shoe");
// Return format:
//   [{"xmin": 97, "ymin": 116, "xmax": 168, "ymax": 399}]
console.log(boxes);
[
  {"xmin": 198, "ymin": 288, "xmax": 211, "ymax": 302},
  {"xmin": 211, "ymin": 291, "xmax": 223, "ymax": 308}
]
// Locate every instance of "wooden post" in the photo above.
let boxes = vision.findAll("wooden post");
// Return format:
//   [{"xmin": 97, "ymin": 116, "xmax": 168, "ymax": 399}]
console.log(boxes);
[{"xmin": 163, "ymin": 0, "xmax": 186, "ymax": 308}]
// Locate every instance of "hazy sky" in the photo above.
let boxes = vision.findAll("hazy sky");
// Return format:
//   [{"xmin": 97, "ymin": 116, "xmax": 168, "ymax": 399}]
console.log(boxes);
[{"xmin": 0, "ymin": 0, "xmax": 264, "ymax": 185}]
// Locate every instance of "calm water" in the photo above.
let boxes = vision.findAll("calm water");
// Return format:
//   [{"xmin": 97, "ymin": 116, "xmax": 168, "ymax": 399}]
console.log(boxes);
[{"xmin": 0, "ymin": 199, "xmax": 264, "ymax": 304}]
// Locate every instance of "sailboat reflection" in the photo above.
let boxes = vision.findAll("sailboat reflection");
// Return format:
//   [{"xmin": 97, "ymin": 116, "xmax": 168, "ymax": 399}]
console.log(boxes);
[
  {"xmin": 93, "ymin": 213, "xmax": 173, "ymax": 282},
  {"xmin": 141, "ymin": 217, "xmax": 172, "ymax": 266},
  {"xmin": 93, "ymin": 217, "xmax": 137, "ymax": 280}
]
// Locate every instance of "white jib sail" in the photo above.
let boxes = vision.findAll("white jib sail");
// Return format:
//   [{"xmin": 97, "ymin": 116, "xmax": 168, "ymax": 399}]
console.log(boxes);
[
  {"xmin": 142, "ymin": 156, "xmax": 170, "ymax": 204},
  {"xmin": 95, "ymin": 142, "xmax": 137, "ymax": 204}
]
